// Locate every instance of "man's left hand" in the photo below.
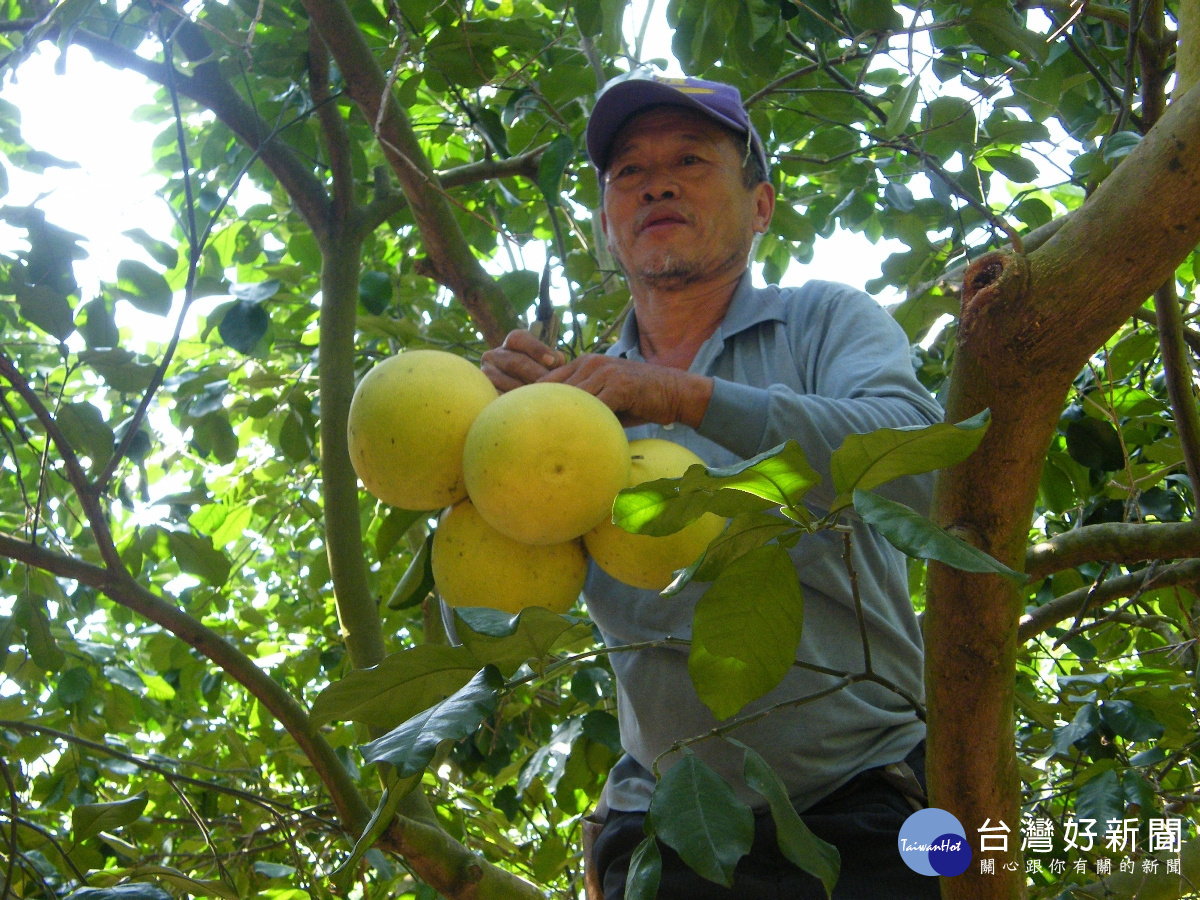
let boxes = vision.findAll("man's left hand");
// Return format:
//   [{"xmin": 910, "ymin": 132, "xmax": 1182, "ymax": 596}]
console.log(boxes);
[{"xmin": 539, "ymin": 354, "xmax": 713, "ymax": 429}]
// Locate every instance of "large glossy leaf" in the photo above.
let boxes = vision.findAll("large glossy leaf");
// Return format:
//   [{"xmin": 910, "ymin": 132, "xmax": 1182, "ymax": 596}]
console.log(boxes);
[
  {"xmin": 453, "ymin": 606, "xmax": 590, "ymax": 673},
  {"xmin": 689, "ymin": 543, "xmax": 804, "ymax": 720},
  {"xmin": 66, "ymin": 887, "xmax": 173, "ymax": 900},
  {"xmin": 361, "ymin": 665, "xmax": 504, "ymax": 777},
  {"xmin": 830, "ymin": 411, "xmax": 990, "ymax": 510},
  {"xmin": 613, "ymin": 441, "xmax": 819, "ymax": 537},
  {"xmin": 738, "ymin": 743, "xmax": 840, "ymax": 897},
  {"xmin": 649, "ymin": 749, "xmax": 754, "ymax": 886},
  {"xmin": 624, "ymin": 834, "xmax": 662, "ymax": 900},
  {"xmin": 852, "ymin": 490, "xmax": 1026, "ymax": 581},
  {"xmin": 73, "ymin": 791, "xmax": 149, "ymax": 840},
  {"xmin": 664, "ymin": 511, "xmax": 797, "ymax": 596},
  {"xmin": 310, "ymin": 644, "xmax": 484, "ymax": 729},
  {"xmin": 114, "ymin": 259, "xmax": 172, "ymax": 315},
  {"xmin": 386, "ymin": 533, "xmax": 435, "ymax": 610}
]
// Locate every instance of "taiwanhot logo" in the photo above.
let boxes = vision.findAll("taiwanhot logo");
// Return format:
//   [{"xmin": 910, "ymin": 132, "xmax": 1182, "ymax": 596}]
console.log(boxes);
[{"xmin": 897, "ymin": 808, "xmax": 972, "ymax": 877}]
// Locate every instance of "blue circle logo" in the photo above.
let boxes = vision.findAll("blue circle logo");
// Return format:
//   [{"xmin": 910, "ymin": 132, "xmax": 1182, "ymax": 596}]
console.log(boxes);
[{"xmin": 898, "ymin": 808, "xmax": 971, "ymax": 877}]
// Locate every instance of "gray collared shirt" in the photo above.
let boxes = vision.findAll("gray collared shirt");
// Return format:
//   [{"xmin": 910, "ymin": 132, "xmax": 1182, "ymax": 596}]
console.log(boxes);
[{"xmin": 584, "ymin": 272, "xmax": 944, "ymax": 812}]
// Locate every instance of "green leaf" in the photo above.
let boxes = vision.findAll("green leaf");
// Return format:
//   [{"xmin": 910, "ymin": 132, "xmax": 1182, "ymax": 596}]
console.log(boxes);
[
  {"xmin": 231, "ymin": 280, "xmax": 280, "ymax": 302},
  {"xmin": 738, "ymin": 743, "xmax": 840, "ymax": 897},
  {"xmin": 114, "ymin": 260, "xmax": 172, "ymax": 316},
  {"xmin": 386, "ymin": 534, "xmax": 435, "ymax": 609},
  {"xmin": 311, "ymin": 644, "xmax": 484, "ymax": 729},
  {"xmin": 65, "ymin": 887, "xmax": 173, "ymax": 900},
  {"xmin": 80, "ymin": 297, "xmax": 119, "ymax": 348},
  {"xmin": 853, "ymin": 490, "xmax": 1026, "ymax": 581},
  {"xmin": 57, "ymin": 401, "xmax": 115, "ymax": 470},
  {"xmin": 649, "ymin": 749, "xmax": 755, "ymax": 886},
  {"xmin": 167, "ymin": 532, "xmax": 231, "ymax": 586},
  {"xmin": 846, "ymin": 0, "xmax": 902, "ymax": 32},
  {"xmin": 79, "ymin": 349, "xmax": 156, "ymax": 393},
  {"xmin": 537, "ymin": 135, "xmax": 575, "ymax": 205},
  {"xmin": 453, "ymin": 606, "xmax": 590, "ymax": 674},
  {"xmin": 122, "ymin": 228, "xmax": 178, "ymax": 269},
  {"xmin": 986, "ymin": 152, "xmax": 1039, "ymax": 183},
  {"xmin": 498, "ymin": 269, "xmax": 540, "ymax": 311},
  {"xmin": 56, "ymin": 667, "xmax": 92, "ymax": 704},
  {"xmin": 613, "ymin": 441, "xmax": 819, "ymax": 537},
  {"xmin": 576, "ymin": 0, "xmax": 603, "ymax": 36},
  {"xmin": 73, "ymin": 792, "xmax": 149, "ymax": 840},
  {"xmin": 375, "ymin": 507, "xmax": 427, "ymax": 559},
  {"xmin": 359, "ymin": 271, "xmax": 393, "ymax": 314},
  {"xmin": 830, "ymin": 411, "xmax": 990, "ymax": 510},
  {"xmin": 1099, "ymin": 700, "xmax": 1165, "ymax": 743},
  {"xmin": 1076, "ymin": 769, "xmax": 1123, "ymax": 831},
  {"xmin": 664, "ymin": 511, "xmax": 797, "ymax": 596},
  {"xmin": 883, "ymin": 77, "xmax": 920, "ymax": 138},
  {"xmin": 965, "ymin": 4, "xmax": 1049, "ymax": 62},
  {"xmin": 15, "ymin": 282, "xmax": 75, "ymax": 339},
  {"xmin": 217, "ymin": 300, "xmax": 269, "ymax": 354},
  {"xmin": 361, "ymin": 665, "xmax": 504, "ymax": 777},
  {"xmin": 624, "ymin": 835, "xmax": 662, "ymax": 900},
  {"xmin": 15, "ymin": 591, "xmax": 65, "ymax": 670},
  {"xmin": 1103, "ymin": 130, "xmax": 1142, "ymax": 164},
  {"xmin": 689, "ymin": 543, "xmax": 804, "ymax": 720}
]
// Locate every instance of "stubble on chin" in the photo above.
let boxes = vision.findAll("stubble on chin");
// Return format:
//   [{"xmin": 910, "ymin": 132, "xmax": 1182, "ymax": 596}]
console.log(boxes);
[{"xmin": 634, "ymin": 249, "xmax": 744, "ymax": 291}]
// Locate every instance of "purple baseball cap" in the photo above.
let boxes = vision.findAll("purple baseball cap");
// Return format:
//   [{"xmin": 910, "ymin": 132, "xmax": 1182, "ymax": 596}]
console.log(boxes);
[{"xmin": 586, "ymin": 71, "xmax": 769, "ymax": 177}]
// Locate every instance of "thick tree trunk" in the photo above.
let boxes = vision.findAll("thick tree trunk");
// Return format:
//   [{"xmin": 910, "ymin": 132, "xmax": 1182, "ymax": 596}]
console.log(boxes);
[{"xmin": 926, "ymin": 81, "xmax": 1200, "ymax": 900}]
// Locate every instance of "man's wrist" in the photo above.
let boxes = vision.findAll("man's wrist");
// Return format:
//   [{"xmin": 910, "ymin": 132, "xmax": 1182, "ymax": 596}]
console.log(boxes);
[{"xmin": 674, "ymin": 373, "xmax": 714, "ymax": 429}]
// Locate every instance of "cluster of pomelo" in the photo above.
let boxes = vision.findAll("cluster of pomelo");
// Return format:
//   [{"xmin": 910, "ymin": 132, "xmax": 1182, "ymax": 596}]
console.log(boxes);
[{"xmin": 347, "ymin": 349, "xmax": 724, "ymax": 614}]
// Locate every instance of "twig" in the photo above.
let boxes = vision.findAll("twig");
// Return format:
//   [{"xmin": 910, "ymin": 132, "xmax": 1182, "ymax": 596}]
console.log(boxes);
[
  {"xmin": 842, "ymin": 532, "xmax": 872, "ymax": 673},
  {"xmin": 164, "ymin": 778, "xmax": 235, "ymax": 887},
  {"xmin": 0, "ymin": 721, "xmax": 340, "ymax": 826},
  {"xmin": 0, "ymin": 758, "xmax": 17, "ymax": 900}
]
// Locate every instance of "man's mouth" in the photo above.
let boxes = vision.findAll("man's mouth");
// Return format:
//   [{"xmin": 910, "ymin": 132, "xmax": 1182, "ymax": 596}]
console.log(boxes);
[{"xmin": 638, "ymin": 210, "xmax": 689, "ymax": 233}]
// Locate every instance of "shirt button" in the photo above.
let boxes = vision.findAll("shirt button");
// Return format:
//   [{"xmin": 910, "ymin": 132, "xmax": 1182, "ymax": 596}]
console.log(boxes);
[{"xmin": 663, "ymin": 423, "xmax": 675, "ymax": 431}]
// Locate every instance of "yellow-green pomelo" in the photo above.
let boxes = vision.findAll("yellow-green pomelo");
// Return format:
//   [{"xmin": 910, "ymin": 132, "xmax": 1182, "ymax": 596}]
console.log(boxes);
[
  {"xmin": 585, "ymin": 439, "xmax": 726, "ymax": 590},
  {"xmin": 432, "ymin": 499, "xmax": 586, "ymax": 614},
  {"xmin": 462, "ymin": 383, "xmax": 630, "ymax": 545},
  {"xmin": 347, "ymin": 349, "xmax": 497, "ymax": 510}
]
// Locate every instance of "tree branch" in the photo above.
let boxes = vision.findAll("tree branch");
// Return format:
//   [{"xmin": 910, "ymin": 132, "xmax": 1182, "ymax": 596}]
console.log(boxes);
[
  {"xmin": 360, "ymin": 144, "xmax": 547, "ymax": 235},
  {"xmin": 1018, "ymin": 558, "xmax": 1200, "ymax": 641},
  {"xmin": 1026, "ymin": 521, "xmax": 1200, "ymax": 580},
  {"xmin": 0, "ymin": 532, "xmax": 372, "ymax": 833},
  {"xmin": 0, "ymin": 349, "xmax": 123, "ymax": 572},
  {"xmin": 308, "ymin": 31, "xmax": 355, "ymax": 231},
  {"xmin": 70, "ymin": 25, "xmax": 332, "ymax": 243},
  {"xmin": 300, "ymin": 0, "xmax": 520, "ymax": 347},
  {"xmin": 1154, "ymin": 280, "xmax": 1200, "ymax": 491}
]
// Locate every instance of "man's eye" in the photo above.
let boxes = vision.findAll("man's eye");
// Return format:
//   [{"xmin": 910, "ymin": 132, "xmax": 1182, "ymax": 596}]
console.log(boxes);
[{"xmin": 680, "ymin": 155, "xmax": 701, "ymax": 165}]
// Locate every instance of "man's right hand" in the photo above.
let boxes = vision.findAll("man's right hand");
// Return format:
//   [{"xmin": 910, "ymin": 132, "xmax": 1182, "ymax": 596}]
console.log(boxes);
[{"xmin": 480, "ymin": 330, "xmax": 567, "ymax": 392}]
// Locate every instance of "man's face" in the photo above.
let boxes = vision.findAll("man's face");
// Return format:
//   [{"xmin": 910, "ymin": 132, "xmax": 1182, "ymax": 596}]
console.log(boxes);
[{"xmin": 599, "ymin": 106, "xmax": 774, "ymax": 292}]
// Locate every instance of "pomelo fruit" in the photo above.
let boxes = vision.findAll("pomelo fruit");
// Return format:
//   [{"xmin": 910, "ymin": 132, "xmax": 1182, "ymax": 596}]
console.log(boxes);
[
  {"xmin": 347, "ymin": 349, "xmax": 497, "ymax": 510},
  {"xmin": 432, "ymin": 499, "xmax": 586, "ymax": 614},
  {"xmin": 584, "ymin": 438, "xmax": 726, "ymax": 590},
  {"xmin": 462, "ymin": 382, "xmax": 630, "ymax": 545}
]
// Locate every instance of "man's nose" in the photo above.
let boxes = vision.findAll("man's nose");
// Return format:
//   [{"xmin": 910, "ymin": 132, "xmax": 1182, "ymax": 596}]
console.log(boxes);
[{"xmin": 639, "ymin": 164, "xmax": 679, "ymax": 202}]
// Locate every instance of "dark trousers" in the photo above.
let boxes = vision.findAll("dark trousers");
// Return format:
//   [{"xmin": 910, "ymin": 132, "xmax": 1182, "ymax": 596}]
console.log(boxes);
[{"xmin": 592, "ymin": 743, "xmax": 941, "ymax": 900}]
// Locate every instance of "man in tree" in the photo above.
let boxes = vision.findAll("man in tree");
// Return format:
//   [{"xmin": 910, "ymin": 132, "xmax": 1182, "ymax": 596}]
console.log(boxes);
[{"xmin": 481, "ymin": 71, "xmax": 944, "ymax": 898}]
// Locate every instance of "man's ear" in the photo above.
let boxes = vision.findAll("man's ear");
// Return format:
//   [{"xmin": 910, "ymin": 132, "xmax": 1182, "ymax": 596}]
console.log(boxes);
[{"xmin": 752, "ymin": 181, "xmax": 775, "ymax": 234}]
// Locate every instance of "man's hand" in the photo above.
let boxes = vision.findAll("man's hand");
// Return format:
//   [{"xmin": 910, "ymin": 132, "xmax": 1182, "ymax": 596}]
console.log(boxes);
[
  {"xmin": 481, "ymin": 330, "xmax": 567, "ymax": 392},
  {"xmin": 540, "ymin": 354, "xmax": 713, "ymax": 429}
]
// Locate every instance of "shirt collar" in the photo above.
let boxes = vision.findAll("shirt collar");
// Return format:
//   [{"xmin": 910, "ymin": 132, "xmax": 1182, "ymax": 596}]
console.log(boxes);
[{"xmin": 610, "ymin": 270, "xmax": 787, "ymax": 358}]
